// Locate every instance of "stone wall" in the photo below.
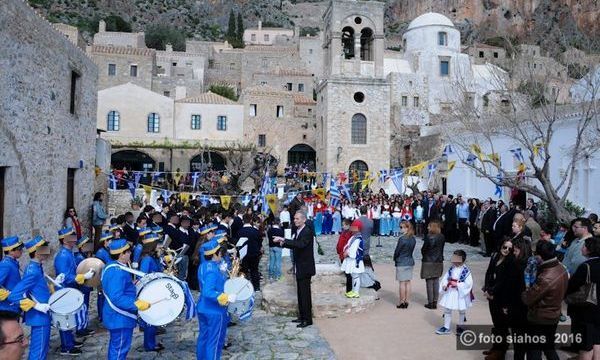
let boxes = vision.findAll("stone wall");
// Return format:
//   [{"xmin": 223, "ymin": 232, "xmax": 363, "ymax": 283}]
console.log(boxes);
[
  {"xmin": 0, "ymin": 0, "xmax": 97, "ymax": 272},
  {"xmin": 89, "ymin": 46, "xmax": 156, "ymax": 91}
]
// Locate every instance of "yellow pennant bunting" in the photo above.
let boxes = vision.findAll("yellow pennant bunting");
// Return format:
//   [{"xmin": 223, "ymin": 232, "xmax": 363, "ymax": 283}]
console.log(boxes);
[
  {"xmin": 180, "ymin": 192, "xmax": 190, "ymax": 205},
  {"xmin": 448, "ymin": 160, "xmax": 456, "ymax": 172},
  {"xmin": 407, "ymin": 161, "xmax": 428, "ymax": 175},
  {"xmin": 487, "ymin": 153, "xmax": 500, "ymax": 166},
  {"xmin": 312, "ymin": 188, "xmax": 326, "ymax": 202},
  {"xmin": 471, "ymin": 144, "xmax": 483, "ymax": 159},
  {"xmin": 142, "ymin": 185, "xmax": 152, "ymax": 199},
  {"xmin": 517, "ymin": 162, "xmax": 527, "ymax": 173},
  {"xmin": 533, "ymin": 143, "xmax": 544, "ymax": 157},
  {"xmin": 266, "ymin": 194, "xmax": 278, "ymax": 214},
  {"xmin": 220, "ymin": 195, "xmax": 231, "ymax": 210},
  {"xmin": 173, "ymin": 172, "xmax": 183, "ymax": 185}
]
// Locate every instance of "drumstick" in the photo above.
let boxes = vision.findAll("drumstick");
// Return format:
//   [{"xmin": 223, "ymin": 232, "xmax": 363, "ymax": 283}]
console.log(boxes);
[
  {"xmin": 44, "ymin": 274, "xmax": 61, "ymax": 287},
  {"xmin": 49, "ymin": 291, "xmax": 69, "ymax": 306},
  {"xmin": 149, "ymin": 297, "xmax": 170, "ymax": 306}
]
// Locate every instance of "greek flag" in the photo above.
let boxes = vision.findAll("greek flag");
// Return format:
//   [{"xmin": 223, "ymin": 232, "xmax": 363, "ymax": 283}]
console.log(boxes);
[
  {"xmin": 340, "ymin": 184, "xmax": 352, "ymax": 201},
  {"xmin": 261, "ymin": 196, "xmax": 269, "ymax": 215},
  {"xmin": 260, "ymin": 169, "xmax": 271, "ymax": 197},
  {"xmin": 75, "ymin": 304, "xmax": 88, "ymax": 331},
  {"xmin": 509, "ymin": 148, "xmax": 525, "ymax": 163},
  {"xmin": 176, "ymin": 279, "xmax": 196, "ymax": 320},
  {"xmin": 321, "ymin": 173, "xmax": 329, "ymax": 188},
  {"xmin": 162, "ymin": 190, "xmax": 171, "ymax": 201},
  {"xmin": 199, "ymin": 194, "xmax": 210, "ymax": 207},
  {"xmin": 329, "ymin": 178, "xmax": 341, "ymax": 208},
  {"xmin": 390, "ymin": 169, "xmax": 404, "ymax": 194},
  {"xmin": 494, "ymin": 173, "xmax": 503, "ymax": 197},
  {"xmin": 379, "ymin": 170, "xmax": 388, "ymax": 183},
  {"xmin": 442, "ymin": 144, "xmax": 454, "ymax": 157},
  {"xmin": 127, "ymin": 180, "xmax": 136, "ymax": 199},
  {"xmin": 108, "ymin": 175, "xmax": 118, "ymax": 190},
  {"xmin": 241, "ymin": 194, "xmax": 252, "ymax": 206},
  {"xmin": 151, "ymin": 171, "xmax": 162, "ymax": 182},
  {"xmin": 133, "ymin": 171, "xmax": 143, "ymax": 188},
  {"xmin": 427, "ymin": 163, "xmax": 437, "ymax": 181},
  {"xmin": 191, "ymin": 172, "xmax": 201, "ymax": 188},
  {"xmin": 286, "ymin": 191, "xmax": 298, "ymax": 205},
  {"xmin": 466, "ymin": 153, "xmax": 478, "ymax": 165}
]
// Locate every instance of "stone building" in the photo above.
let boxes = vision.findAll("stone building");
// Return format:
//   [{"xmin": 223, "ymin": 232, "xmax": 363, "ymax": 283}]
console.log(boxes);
[
  {"xmin": 89, "ymin": 45, "xmax": 156, "ymax": 91},
  {"xmin": 0, "ymin": 0, "xmax": 97, "ymax": 250},
  {"xmin": 243, "ymin": 21, "xmax": 295, "ymax": 46},
  {"xmin": 242, "ymin": 85, "xmax": 317, "ymax": 171},
  {"xmin": 316, "ymin": 0, "xmax": 391, "ymax": 175},
  {"xmin": 98, "ymin": 83, "xmax": 243, "ymax": 172},
  {"xmin": 152, "ymin": 44, "xmax": 206, "ymax": 99},
  {"xmin": 464, "ymin": 43, "xmax": 507, "ymax": 67}
]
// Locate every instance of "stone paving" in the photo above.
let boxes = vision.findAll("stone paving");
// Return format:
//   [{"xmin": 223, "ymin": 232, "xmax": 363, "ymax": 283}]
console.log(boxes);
[{"xmin": 38, "ymin": 233, "xmax": 483, "ymax": 359}]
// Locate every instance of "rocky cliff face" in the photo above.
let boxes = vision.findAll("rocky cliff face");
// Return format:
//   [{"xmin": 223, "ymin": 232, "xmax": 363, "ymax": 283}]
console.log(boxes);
[{"xmin": 28, "ymin": 0, "xmax": 598, "ymax": 54}]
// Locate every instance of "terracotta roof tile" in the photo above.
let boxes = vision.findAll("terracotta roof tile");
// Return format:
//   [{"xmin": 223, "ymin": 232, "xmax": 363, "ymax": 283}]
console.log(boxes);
[
  {"xmin": 176, "ymin": 91, "xmax": 237, "ymax": 105},
  {"xmin": 90, "ymin": 45, "xmax": 155, "ymax": 57},
  {"xmin": 293, "ymin": 94, "xmax": 316, "ymax": 105}
]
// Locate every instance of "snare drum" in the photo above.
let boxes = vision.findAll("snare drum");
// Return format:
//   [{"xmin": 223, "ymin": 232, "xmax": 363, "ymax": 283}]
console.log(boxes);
[
  {"xmin": 136, "ymin": 273, "xmax": 185, "ymax": 326},
  {"xmin": 49, "ymin": 288, "xmax": 85, "ymax": 330},
  {"xmin": 224, "ymin": 277, "xmax": 254, "ymax": 322}
]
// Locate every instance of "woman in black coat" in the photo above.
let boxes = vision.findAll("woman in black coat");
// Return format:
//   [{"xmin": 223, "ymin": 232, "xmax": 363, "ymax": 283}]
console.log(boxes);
[
  {"xmin": 420, "ymin": 219, "xmax": 445, "ymax": 309},
  {"xmin": 482, "ymin": 239, "xmax": 515, "ymax": 358},
  {"xmin": 469, "ymin": 198, "xmax": 480, "ymax": 246},
  {"xmin": 566, "ymin": 236, "xmax": 600, "ymax": 359}
]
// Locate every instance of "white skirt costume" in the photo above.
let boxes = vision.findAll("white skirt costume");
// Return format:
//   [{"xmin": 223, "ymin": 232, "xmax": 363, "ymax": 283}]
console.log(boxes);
[
  {"xmin": 438, "ymin": 265, "xmax": 474, "ymax": 311},
  {"xmin": 340, "ymin": 235, "xmax": 365, "ymax": 274}
]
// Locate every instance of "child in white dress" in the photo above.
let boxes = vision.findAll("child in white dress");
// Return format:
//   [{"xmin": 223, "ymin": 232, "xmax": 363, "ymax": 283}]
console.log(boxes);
[{"xmin": 436, "ymin": 250, "xmax": 474, "ymax": 335}]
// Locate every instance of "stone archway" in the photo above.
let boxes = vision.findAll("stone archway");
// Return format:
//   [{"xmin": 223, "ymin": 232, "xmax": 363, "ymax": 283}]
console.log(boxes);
[
  {"xmin": 111, "ymin": 150, "xmax": 156, "ymax": 172},
  {"xmin": 287, "ymin": 144, "xmax": 316, "ymax": 167},
  {"xmin": 190, "ymin": 151, "xmax": 226, "ymax": 172}
]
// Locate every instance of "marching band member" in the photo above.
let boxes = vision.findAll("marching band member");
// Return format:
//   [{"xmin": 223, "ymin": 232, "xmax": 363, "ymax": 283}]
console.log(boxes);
[
  {"xmin": 138, "ymin": 233, "xmax": 165, "ymax": 352},
  {"xmin": 8, "ymin": 236, "xmax": 53, "ymax": 359},
  {"xmin": 74, "ymin": 236, "xmax": 95, "ymax": 337},
  {"xmin": 132, "ymin": 227, "xmax": 151, "ymax": 269},
  {"xmin": 0, "ymin": 236, "xmax": 23, "ymax": 315},
  {"xmin": 55, "ymin": 227, "xmax": 93, "ymax": 355},
  {"xmin": 95, "ymin": 232, "xmax": 113, "ymax": 323},
  {"xmin": 101, "ymin": 239, "xmax": 151, "ymax": 360},
  {"xmin": 196, "ymin": 240, "xmax": 234, "ymax": 360}
]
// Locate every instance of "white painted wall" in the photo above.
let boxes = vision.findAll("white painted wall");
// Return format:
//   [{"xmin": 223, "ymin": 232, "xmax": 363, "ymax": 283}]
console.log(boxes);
[{"xmin": 174, "ymin": 102, "xmax": 244, "ymax": 142}]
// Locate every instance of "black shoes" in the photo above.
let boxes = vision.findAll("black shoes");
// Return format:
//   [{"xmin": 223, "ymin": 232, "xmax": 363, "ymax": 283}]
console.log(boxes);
[
  {"xmin": 396, "ymin": 302, "xmax": 409, "ymax": 309},
  {"xmin": 145, "ymin": 343, "xmax": 165, "ymax": 352},
  {"xmin": 424, "ymin": 302, "xmax": 437, "ymax": 309},
  {"xmin": 60, "ymin": 348, "xmax": 82, "ymax": 356},
  {"xmin": 297, "ymin": 322, "xmax": 312, "ymax": 328},
  {"xmin": 291, "ymin": 319, "xmax": 302, "ymax": 323}
]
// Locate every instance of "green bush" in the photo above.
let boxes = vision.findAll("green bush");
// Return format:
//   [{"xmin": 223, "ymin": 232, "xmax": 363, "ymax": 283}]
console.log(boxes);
[
  {"xmin": 209, "ymin": 85, "xmax": 238, "ymax": 101},
  {"xmin": 104, "ymin": 15, "xmax": 131, "ymax": 32},
  {"xmin": 145, "ymin": 24, "xmax": 186, "ymax": 51}
]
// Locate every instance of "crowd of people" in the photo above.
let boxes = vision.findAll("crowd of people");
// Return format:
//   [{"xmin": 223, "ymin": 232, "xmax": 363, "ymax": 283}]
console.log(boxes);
[{"xmin": 1, "ymin": 186, "xmax": 599, "ymax": 360}]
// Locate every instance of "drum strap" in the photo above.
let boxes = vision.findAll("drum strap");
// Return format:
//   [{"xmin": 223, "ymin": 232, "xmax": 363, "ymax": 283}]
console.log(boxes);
[{"xmin": 101, "ymin": 264, "xmax": 138, "ymax": 320}]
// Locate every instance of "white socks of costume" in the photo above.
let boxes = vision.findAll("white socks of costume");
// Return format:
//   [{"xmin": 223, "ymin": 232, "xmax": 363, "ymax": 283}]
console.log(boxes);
[
  {"xmin": 352, "ymin": 274, "xmax": 361, "ymax": 293},
  {"xmin": 443, "ymin": 310, "xmax": 466, "ymax": 329}
]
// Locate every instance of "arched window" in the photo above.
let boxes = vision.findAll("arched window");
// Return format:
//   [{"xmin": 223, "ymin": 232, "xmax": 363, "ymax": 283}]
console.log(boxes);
[
  {"xmin": 360, "ymin": 28, "xmax": 373, "ymax": 61},
  {"xmin": 107, "ymin": 110, "xmax": 120, "ymax": 131},
  {"xmin": 349, "ymin": 160, "xmax": 368, "ymax": 173},
  {"xmin": 351, "ymin": 113, "xmax": 367, "ymax": 144},
  {"xmin": 438, "ymin": 32, "xmax": 448, "ymax": 46},
  {"xmin": 342, "ymin": 27, "xmax": 355, "ymax": 59},
  {"xmin": 147, "ymin": 113, "xmax": 160, "ymax": 133}
]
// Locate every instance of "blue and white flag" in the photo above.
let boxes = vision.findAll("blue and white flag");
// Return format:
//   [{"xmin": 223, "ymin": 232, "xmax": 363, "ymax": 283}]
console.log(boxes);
[
  {"xmin": 321, "ymin": 173, "xmax": 329, "ymax": 188},
  {"xmin": 286, "ymin": 191, "xmax": 298, "ymax": 205},
  {"xmin": 133, "ymin": 171, "xmax": 142, "ymax": 189},
  {"xmin": 509, "ymin": 148, "xmax": 525, "ymax": 163},
  {"xmin": 329, "ymin": 178, "xmax": 341, "ymax": 208},
  {"xmin": 466, "ymin": 153, "xmax": 478, "ymax": 165},
  {"xmin": 127, "ymin": 180, "xmax": 136, "ymax": 199},
  {"xmin": 199, "ymin": 194, "xmax": 210, "ymax": 207},
  {"xmin": 390, "ymin": 169, "xmax": 404, "ymax": 194},
  {"xmin": 340, "ymin": 184, "xmax": 352, "ymax": 201},
  {"xmin": 176, "ymin": 279, "xmax": 196, "ymax": 321},
  {"xmin": 151, "ymin": 171, "xmax": 163, "ymax": 183},
  {"xmin": 442, "ymin": 144, "xmax": 454, "ymax": 157},
  {"xmin": 494, "ymin": 173, "xmax": 503, "ymax": 197},
  {"xmin": 161, "ymin": 190, "xmax": 171, "ymax": 201},
  {"xmin": 427, "ymin": 163, "xmax": 437, "ymax": 181},
  {"xmin": 242, "ymin": 194, "xmax": 252, "ymax": 206},
  {"xmin": 108, "ymin": 175, "xmax": 118, "ymax": 190},
  {"xmin": 379, "ymin": 170, "xmax": 388, "ymax": 183},
  {"xmin": 260, "ymin": 169, "xmax": 271, "ymax": 197},
  {"xmin": 261, "ymin": 196, "xmax": 269, "ymax": 215},
  {"xmin": 191, "ymin": 172, "xmax": 201, "ymax": 189}
]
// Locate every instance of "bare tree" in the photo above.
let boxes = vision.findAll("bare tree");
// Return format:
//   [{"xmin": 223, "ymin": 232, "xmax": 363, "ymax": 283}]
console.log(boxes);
[{"xmin": 444, "ymin": 38, "xmax": 599, "ymax": 222}]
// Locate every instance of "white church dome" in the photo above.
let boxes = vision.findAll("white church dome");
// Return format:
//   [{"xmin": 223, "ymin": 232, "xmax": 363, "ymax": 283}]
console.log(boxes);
[{"xmin": 407, "ymin": 12, "xmax": 455, "ymax": 31}]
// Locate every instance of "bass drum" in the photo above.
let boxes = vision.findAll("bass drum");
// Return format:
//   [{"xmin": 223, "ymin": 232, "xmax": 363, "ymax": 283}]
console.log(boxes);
[{"xmin": 135, "ymin": 273, "xmax": 185, "ymax": 326}]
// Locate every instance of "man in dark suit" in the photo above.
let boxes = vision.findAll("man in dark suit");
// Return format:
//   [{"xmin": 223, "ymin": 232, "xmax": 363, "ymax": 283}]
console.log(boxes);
[
  {"xmin": 443, "ymin": 195, "xmax": 458, "ymax": 243},
  {"xmin": 480, "ymin": 201, "xmax": 498, "ymax": 256},
  {"xmin": 275, "ymin": 210, "xmax": 315, "ymax": 328},
  {"xmin": 237, "ymin": 214, "xmax": 263, "ymax": 291},
  {"xmin": 230, "ymin": 207, "xmax": 243, "ymax": 242},
  {"xmin": 492, "ymin": 205, "xmax": 513, "ymax": 251},
  {"xmin": 288, "ymin": 193, "xmax": 304, "ymax": 232}
]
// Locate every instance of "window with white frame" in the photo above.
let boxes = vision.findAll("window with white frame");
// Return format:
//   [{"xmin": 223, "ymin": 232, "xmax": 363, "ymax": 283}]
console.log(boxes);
[
  {"xmin": 250, "ymin": 104, "xmax": 257, "ymax": 117},
  {"xmin": 217, "ymin": 116, "xmax": 227, "ymax": 131},
  {"xmin": 107, "ymin": 111, "xmax": 120, "ymax": 131},
  {"xmin": 191, "ymin": 114, "xmax": 201, "ymax": 130},
  {"xmin": 147, "ymin": 113, "xmax": 160, "ymax": 133},
  {"xmin": 438, "ymin": 32, "xmax": 448, "ymax": 46},
  {"xmin": 276, "ymin": 106, "xmax": 284, "ymax": 118}
]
